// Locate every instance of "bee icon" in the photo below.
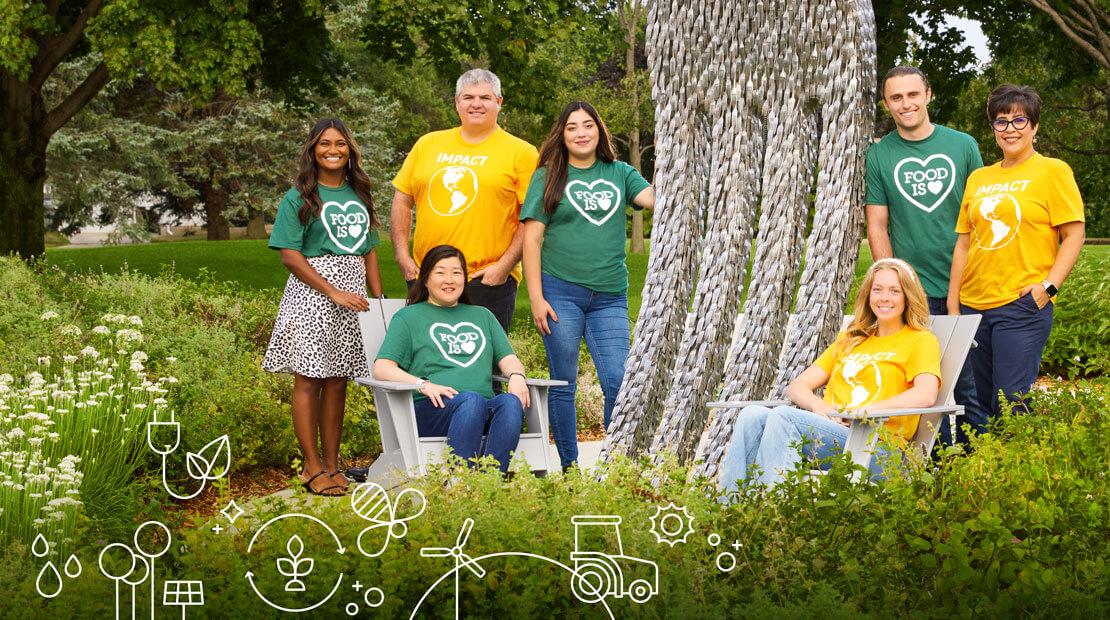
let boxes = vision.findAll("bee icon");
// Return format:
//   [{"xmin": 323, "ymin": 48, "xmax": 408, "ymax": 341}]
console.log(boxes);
[{"xmin": 350, "ymin": 482, "xmax": 427, "ymax": 558}]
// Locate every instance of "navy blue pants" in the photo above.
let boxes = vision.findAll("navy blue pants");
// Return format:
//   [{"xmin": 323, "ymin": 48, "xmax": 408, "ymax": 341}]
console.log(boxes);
[
  {"xmin": 927, "ymin": 297, "xmax": 989, "ymax": 448},
  {"xmin": 960, "ymin": 294, "xmax": 1053, "ymax": 422}
]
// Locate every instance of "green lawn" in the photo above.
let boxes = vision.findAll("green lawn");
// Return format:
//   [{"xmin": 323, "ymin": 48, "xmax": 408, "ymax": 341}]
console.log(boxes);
[{"xmin": 45, "ymin": 240, "xmax": 1107, "ymax": 333}]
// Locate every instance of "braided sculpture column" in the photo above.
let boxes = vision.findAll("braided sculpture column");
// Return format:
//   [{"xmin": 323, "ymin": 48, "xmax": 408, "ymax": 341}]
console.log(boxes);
[{"xmin": 600, "ymin": 0, "xmax": 876, "ymax": 480}]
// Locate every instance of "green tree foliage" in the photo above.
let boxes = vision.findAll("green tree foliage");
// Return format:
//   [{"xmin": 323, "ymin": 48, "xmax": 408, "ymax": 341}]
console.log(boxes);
[{"xmin": 0, "ymin": 0, "xmax": 332, "ymax": 258}]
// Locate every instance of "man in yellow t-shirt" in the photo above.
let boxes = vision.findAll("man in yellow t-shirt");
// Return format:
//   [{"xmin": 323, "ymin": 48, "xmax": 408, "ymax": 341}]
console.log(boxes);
[{"xmin": 391, "ymin": 69, "xmax": 539, "ymax": 332}]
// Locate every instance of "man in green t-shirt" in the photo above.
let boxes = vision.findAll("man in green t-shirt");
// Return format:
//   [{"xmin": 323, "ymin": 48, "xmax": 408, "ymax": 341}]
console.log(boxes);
[{"xmin": 864, "ymin": 65, "xmax": 986, "ymax": 448}]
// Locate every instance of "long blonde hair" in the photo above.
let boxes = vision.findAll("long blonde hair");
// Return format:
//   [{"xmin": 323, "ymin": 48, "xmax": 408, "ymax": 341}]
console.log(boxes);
[{"xmin": 839, "ymin": 258, "xmax": 930, "ymax": 355}]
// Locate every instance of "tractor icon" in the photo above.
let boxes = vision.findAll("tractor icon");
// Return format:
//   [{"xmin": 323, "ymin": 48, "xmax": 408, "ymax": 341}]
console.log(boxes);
[{"xmin": 569, "ymin": 515, "xmax": 658, "ymax": 604}]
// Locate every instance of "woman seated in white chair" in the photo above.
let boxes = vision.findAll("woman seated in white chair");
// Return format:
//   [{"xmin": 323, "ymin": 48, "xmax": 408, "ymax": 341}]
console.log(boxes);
[
  {"xmin": 373, "ymin": 245, "xmax": 530, "ymax": 474},
  {"xmin": 718, "ymin": 258, "xmax": 941, "ymax": 491}
]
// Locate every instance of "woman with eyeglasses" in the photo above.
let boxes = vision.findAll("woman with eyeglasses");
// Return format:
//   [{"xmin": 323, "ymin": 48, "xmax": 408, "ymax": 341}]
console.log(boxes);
[{"xmin": 947, "ymin": 84, "xmax": 1085, "ymax": 424}]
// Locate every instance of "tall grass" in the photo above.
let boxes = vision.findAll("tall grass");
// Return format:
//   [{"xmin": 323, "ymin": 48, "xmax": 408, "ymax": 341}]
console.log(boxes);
[{"xmin": 0, "ymin": 312, "xmax": 171, "ymax": 556}]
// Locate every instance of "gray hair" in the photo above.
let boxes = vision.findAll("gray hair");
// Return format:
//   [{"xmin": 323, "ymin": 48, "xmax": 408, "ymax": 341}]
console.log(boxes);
[{"xmin": 455, "ymin": 69, "xmax": 502, "ymax": 98}]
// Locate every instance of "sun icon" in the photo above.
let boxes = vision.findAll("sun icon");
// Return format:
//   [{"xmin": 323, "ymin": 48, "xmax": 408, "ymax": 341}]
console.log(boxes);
[{"xmin": 648, "ymin": 502, "xmax": 694, "ymax": 547}]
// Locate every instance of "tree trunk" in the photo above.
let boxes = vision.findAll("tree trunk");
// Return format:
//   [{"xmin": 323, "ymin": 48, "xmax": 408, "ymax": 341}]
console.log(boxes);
[
  {"xmin": 1, "ymin": 79, "xmax": 48, "ymax": 259},
  {"xmin": 200, "ymin": 182, "xmax": 231, "ymax": 241},
  {"xmin": 245, "ymin": 208, "xmax": 267, "ymax": 239},
  {"xmin": 625, "ymin": 5, "xmax": 646, "ymax": 254}
]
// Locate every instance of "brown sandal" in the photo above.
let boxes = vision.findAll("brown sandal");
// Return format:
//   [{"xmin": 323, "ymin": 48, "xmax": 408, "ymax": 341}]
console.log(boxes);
[{"xmin": 327, "ymin": 470, "xmax": 350, "ymax": 492}]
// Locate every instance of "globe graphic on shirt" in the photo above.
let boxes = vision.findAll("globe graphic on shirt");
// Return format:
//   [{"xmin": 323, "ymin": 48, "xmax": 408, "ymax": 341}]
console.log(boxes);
[
  {"xmin": 979, "ymin": 195, "xmax": 1011, "ymax": 248},
  {"xmin": 840, "ymin": 358, "xmax": 880, "ymax": 408},
  {"xmin": 428, "ymin": 165, "xmax": 479, "ymax": 216}
]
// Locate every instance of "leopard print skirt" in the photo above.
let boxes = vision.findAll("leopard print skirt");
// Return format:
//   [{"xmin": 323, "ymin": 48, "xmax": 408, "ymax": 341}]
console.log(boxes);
[{"xmin": 262, "ymin": 254, "xmax": 369, "ymax": 379}]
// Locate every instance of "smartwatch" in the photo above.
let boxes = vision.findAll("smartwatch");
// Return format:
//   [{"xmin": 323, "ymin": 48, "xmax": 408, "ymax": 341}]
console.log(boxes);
[{"xmin": 1040, "ymin": 280, "xmax": 1058, "ymax": 297}]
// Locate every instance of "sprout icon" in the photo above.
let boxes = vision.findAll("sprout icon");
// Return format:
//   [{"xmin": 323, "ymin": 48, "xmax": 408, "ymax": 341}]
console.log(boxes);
[{"xmin": 276, "ymin": 535, "xmax": 314, "ymax": 592}]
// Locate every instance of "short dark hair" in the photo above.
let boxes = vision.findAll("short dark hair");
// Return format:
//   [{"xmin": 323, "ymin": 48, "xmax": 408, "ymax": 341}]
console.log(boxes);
[
  {"xmin": 407, "ymin": 245, "xmax": 473, "ymax": 305},
  {"xmin": 881, "ymin": 66, "xmax": 930, "ymax": 98},
  {"xmin": 987, "ymin": 84, "xmax": 1041, "ymax": 127}
]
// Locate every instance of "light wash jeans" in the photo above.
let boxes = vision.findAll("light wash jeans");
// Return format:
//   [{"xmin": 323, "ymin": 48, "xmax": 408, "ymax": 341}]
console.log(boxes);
[
  {"xmin": 718, "ymin": 404, "xmax": 888, "ymax": 492},
  {"xmin": 540, "ymin": 273, "xmax": 630, "ymax": 469}
]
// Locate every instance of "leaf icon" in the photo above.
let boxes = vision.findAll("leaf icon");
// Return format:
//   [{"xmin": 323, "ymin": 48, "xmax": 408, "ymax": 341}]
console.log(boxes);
[
  {"xmin": 286, "ymin": 534, "xmax": 304, "ymax": 559},
  {"xmin": 185, "ymin": 435, "xmax": 231, "ymax": 480}
]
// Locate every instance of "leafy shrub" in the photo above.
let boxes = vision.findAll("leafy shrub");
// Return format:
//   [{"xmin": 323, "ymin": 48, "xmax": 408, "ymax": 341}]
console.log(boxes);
[{"xmin": 1042, "ymin": 251, "xmax": 1110, "ymax": 377}]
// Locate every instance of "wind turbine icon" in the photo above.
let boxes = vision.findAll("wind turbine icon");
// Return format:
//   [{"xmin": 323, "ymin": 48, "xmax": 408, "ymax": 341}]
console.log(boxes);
[{"xmin": 420, "ymin": 518, "xmax": 486, "ymax": 618}]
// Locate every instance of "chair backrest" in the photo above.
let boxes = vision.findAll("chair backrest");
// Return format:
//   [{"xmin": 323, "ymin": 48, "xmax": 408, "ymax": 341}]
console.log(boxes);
[{"xmin": 358, "ymin": 298, "xmax": 408, "ymax": 377}]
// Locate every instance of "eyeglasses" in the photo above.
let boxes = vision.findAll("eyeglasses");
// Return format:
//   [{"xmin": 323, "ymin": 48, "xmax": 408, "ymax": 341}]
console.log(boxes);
[{"xmin": 991, "ymin": 116, "xmax": 1030, "ymax": 132}]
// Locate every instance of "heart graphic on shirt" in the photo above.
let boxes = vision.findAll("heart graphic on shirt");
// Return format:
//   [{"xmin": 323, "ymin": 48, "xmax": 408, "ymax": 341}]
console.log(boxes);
[
  {"xmin": 892, "ymin": 154, "xmax": 957, "ymax": 213},
  {"xmin": 428, "ymin": 322, "xmax": 487, "ymax": 368},
  {"xmin": 320, "ymin": 200, "xmax": 370, "ymax": 253},
  {"xmin": 564, "ymin": 179, "xmax": 623, "ymax": 226}
]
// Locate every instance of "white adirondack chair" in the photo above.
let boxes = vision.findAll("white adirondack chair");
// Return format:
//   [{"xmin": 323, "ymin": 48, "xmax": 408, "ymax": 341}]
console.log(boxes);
[
  {"xmin": 709, "ymin": 314, "xmax": 981, "ymax": 478},
  {"xmin": 353, "ymin": 298, "xmax": 561, "ymax": 487}
]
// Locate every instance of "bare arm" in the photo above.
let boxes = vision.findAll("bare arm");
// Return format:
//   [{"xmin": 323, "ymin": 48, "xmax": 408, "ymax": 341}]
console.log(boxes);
[
  {"xmin": 472, "ymin": 222, "xmax": 524, "ymax": 286},
  {"xmin": 390, "ymin": 190, "xmax": 418, "ymax": 280},
  {"xmin": 496, "ymin": 354, "xmax": 530, "ymax": 408},
  {"xmin": 372, "ymin": 358, "xmax": 457, "ymax": 408},
  {"xmin": 947, "ymin": 233, "xmax": 970, "ymax": 315},
  {"xmin": 865, "ymin": 203, "xmax": 893, "ymax": 260},
  {"xmin": 785, "ymin": 364, "xmax": 835, "ymax": 416},
  {"xmin": 864, "ymin": 372, "xmax": 940, "ymax": 411},
  {"xmin": 632, "ymin": 186, "xmax": 656, "ymax": 210},
  {"xmin": 522, "ymin": 220, "xmax": 557, "ymax": 335},
  {"xmin": 364, "ymin": 249, "xmax": 383, "ymax": 297},
  {"xmin": 279, "ymin": 249, "xmax": 368, "ymax": 311},
  {"xmin": 1021, "ymin": 221, "xmax": 1086, "ymax": 309}
]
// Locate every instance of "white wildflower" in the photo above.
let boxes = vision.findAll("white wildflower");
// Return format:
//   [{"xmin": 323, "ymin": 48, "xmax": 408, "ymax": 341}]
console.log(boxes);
[
  {"xmin": 91, "ymin": 325, "xmax": 110, "ymax": 335},
  {"xmin": 115, "ymin": 329, "xmax": 143, "ymax": 345},
  {"xmin": 165, "ymin": 376, "xmax": 179, "ymax": 384},
  {"xmin": 80, "ymin": 346, "xmax": 99, "ymax": 359},
  {"xmin": 128, "ymin": 316, "xmax": 143, "ymax": 326},
  {"xmin": 40, "ymin": 311, "xmax": 59, "ymax": 321},
  {"xmin": 130, "ymin": 351, "xmax": 148, "ymax": 362},
  {"xmin": 90, "ymin": 428, "xmax": 99, "ymax": 435},
  {"xmin": 59, "ymin": 325, "xmax": 81, "ymax": 337},
  {"xmin": 62, "ymin": 355, "xmax": 77, "ymax": 364},
  {"xmin": 36, "ymin": 356, "xmax": 51, "ymax": 366},
  {"xmin": 130, "ymin": 361, "xmax": 145, "ymax": 373},
  {"xmin": 165, "ymin": 356, "xmax": 177, "ymax": 363}
]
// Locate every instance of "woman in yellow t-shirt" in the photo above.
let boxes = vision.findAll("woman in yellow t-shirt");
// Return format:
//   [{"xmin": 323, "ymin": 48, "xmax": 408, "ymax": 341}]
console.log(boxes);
[
  {"xmin": 948, "ymin": 85, "xmax": 1085, "ymax": 422},
  {"xmin": 718, "ymin": 259, "xmax": 941, "ymax": 490}
]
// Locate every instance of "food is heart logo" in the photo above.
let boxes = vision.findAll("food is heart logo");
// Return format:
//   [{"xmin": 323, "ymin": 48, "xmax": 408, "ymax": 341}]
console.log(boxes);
[
  {"xmin": 429, "ymin": 322, "xmax": 486, "ymax": 367},
  {"xmin": 321, "ymin": 200, "xmax": 370, "ymax": 252},
  {"xmin": 565, "ymin": 179, "xmax": 622, "ymax": 226},
  {"xmin": 892, "ymin": 154, "xmax": 957, "ymax": 213}
]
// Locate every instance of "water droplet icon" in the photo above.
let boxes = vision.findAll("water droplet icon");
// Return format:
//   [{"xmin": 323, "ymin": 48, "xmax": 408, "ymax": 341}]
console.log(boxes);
[
  {"xmin": 64, "ymin": 554, "xmax": 82, "ymax": 578},
  {"xmin": 36, "ymin": 561, "xmax": 63, "ymax": 599},
  {"xmin": 31, "ymin": 534, "xmax": 49, "ymax": 558}
]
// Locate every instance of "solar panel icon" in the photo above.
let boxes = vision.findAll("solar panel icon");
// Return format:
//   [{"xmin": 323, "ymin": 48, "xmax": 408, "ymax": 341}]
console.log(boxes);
[{"xmin": 163, "ymin": 580, "xmax": 205, "ymax": 617}]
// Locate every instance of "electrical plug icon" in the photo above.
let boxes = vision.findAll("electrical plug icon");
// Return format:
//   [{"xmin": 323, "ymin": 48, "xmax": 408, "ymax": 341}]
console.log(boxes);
[{"xmin": 147, "ymin": 410, "xmax": 181, "ymax": 456}]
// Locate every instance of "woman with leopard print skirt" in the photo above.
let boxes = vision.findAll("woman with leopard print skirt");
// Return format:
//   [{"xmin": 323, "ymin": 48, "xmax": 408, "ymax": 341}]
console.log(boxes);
[{"xmin": 264, "ymin": 118, "xmax": 383, "ymax": 496}]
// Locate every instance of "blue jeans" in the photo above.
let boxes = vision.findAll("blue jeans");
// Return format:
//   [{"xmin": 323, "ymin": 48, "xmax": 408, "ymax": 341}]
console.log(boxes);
[
  {"xmin": 717, "ymin": 405, "xmax": 887, "ymax": 491},
  {"xmin": 413, "ymin": 392, "xmax": 522, "ymax": 473},
  {"xmin": 927, "ymin": 297, "xmax": 989, "ymax": 449},
  {"xmin": 540, "ymin": 273, "xmax": 630, "ymax": 468},
  {"xmin": 961, "ymin": 294, "xmax": 1053, "ymax": 421}
]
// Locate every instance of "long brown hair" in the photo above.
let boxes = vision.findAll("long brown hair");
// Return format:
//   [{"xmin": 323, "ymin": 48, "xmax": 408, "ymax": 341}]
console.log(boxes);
[
  {"xmin": 839, "ymin": 258, "xmax": 930, "ymax": 355},
  {"xmin": 293, "ymin": 118, "xmax": 378, "ymax": 226},
  {"xmin": 537, "ymin": 101, "xmax": 617, "ymax": 216},
  {"xmin": 407, "ymin": 245, "xmax": 474, "ymax": 306}
]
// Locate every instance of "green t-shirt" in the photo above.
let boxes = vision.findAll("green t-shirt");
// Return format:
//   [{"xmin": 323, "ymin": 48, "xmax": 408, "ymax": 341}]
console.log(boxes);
[
  {"xmin": 268, "ymin": 183, "xmax": 380, "ymax": 257},
  {"xmin": 520, "ymin": 159, "xmax": 650, "ymax": 294},
  {"xmin": 865, "ymin": 125, "xmax": 983, "ymax": 298},
  {"xmin": 376, "ymin": 302, "xmax": 515, "ymax": 401}
]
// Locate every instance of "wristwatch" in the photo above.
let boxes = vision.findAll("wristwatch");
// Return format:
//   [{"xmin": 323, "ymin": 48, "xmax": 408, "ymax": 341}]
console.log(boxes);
[{"xmin": 1040, "ymin": 280, "xmax": 1058, "ymax": 296}]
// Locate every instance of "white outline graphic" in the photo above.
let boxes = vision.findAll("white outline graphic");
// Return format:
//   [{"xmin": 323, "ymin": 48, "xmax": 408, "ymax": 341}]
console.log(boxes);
[
  {"xmin": 245, "ymin": 571, "xmax": 344, "ymax": 613},
  {"xmin": 351, "ymin": 482, "xmax": 427, "ymax": 557},
  {"xmin": 162, "ymin": 580, "xmax": 205, "ymax": 618},
  {"xmin": 220, "ymin": 499, "xmax": 246, "ymax": 525},
  {"xmin": 364, "ymin": 587, "xmax": 385, "ymax": 608},
  {"xmin": 420, "ymin": 518, "xmax": 486, "ymax": 619},
  {"xmin": 648, "ymin": 502, "xmax": 694, "ymax": 546},
  {"xmin": 35, "ymin": 560, "xmax": 63, "ymax": 599},
  {"xmin": 147, "ymin": 412, "xmax": 231, "ymax": 501},
  {"xmin": 64, "ymin": 554, "xmax": 83, "ymax": 578},
  {"xmin": 428, "ymin": 322, "xmax": 487, "ymax": 368},
  {"xmin": 134, "ymin": 520, "xmax": 172, "ymax": 620},
  {"xmin": 892, "ymin": 153, "xmax": 956, "ymax": 213},
  {"xmin": 245, "ymin": 513, "xmax": 346, "ymax": 613},
  {"xmin": 564, "ymin": 179, "xmax": 623, "ymax": 226},
  {"xmin": 320, "ymin": 200, "xmax": 370, "ymax": 253},
  {"xmin": 427, "ymin": 165, "xmax": 479, "ymax": 217},
  {"xmin": 97, "ymin": 543, "xmax": 139, "ymax": 620},
  {"xmin": 971, "ymin": 193, "xmax": 1022, "ymax": 250},
  {"xmin": 31, "ymin": 533, "xmax": 49, "ymax": 558},
  {"xmin": 570, "ymin": 515, "xmax": 658, "ymax": 604}
]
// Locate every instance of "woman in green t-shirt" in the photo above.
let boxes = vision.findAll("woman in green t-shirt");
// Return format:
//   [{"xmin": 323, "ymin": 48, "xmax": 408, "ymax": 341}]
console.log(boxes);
[
  {"xmin": 521, "ymin": 102, "xmax": 655, "ymax": 470},
  {"xmin": 373, "ymin": 245, "xmax": 530, "ymax": 474},
  {"xmin": 263, "ymin": 118, "xmax": 384, "ymax": 496}
]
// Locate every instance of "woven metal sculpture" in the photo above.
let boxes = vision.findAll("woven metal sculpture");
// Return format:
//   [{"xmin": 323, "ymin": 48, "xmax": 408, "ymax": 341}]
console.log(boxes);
[{"xmin": 600, "ymin": 0, "xmax": 877, "ymax": 479}]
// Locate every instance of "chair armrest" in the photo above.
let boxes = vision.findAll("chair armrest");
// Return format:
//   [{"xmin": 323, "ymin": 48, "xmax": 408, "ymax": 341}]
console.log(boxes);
[
  {"xmin": 493, "ymin": 374, "xmax": 569, "ymax": 387},
  {"xmin": 707, "ymin": 400, "xmax": 790, "ymax": 409},
  {"xmin": 353, "ymin": 376, "xmax": 423, "ymax": 392},
  {"xmin": 828, "ymin": 405, "xmax": 963, "ymax": 420}
]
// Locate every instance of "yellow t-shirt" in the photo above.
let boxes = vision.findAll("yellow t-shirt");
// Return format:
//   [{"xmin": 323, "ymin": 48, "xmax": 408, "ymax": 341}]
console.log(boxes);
[
  {"xmin": 955, "ymin": 153, "xmax": 1085, "ymax": 310},
  {"xmin": 392, "ymin": 126, "xmax": 539, "ymax": 282},
  {"xmin": 814, "ymin": 326, "xmax": 941, "ymax": 441}
]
